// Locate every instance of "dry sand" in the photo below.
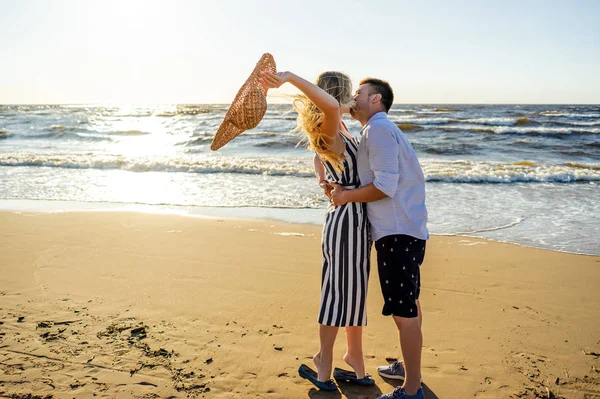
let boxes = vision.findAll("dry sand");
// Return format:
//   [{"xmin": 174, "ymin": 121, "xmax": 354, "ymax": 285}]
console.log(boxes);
[{"xmin": 0, "ymin": 211, "xmax": 598, "ymax": 399}]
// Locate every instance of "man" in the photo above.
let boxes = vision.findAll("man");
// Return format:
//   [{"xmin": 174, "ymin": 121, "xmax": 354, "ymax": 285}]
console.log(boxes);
[{"xmin": 330, "ymin": 78, "xmax": 429, "ymax": 399}]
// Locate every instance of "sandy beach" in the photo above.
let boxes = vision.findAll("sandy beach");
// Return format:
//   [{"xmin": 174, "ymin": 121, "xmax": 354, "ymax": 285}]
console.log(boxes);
[{"xmin": 0, "ymin": 211, "xmax": 599, "ymax": 399}]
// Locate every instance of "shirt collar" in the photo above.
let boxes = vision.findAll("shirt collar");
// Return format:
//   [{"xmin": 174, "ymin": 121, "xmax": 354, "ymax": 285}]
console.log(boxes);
[{"xmin": 360, "ymin": 112, "xmax": 388, "ymax": 135}]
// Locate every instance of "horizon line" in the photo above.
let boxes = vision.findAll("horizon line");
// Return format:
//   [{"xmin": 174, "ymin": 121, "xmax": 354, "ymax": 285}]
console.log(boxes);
[{"xmin": 2, "ymin": 102, "xmax": 599, "ymax": 106}]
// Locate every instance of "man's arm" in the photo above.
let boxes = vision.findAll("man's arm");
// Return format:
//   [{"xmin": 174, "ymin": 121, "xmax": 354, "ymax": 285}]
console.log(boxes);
[{"xmin": 331, "ymin": 182, "xmax": 387, "ymax": 204}]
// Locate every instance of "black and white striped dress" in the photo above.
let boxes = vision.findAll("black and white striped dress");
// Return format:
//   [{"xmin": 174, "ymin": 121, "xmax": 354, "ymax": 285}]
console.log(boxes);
[{"xmin": 318, "ymin": 133, "xmax": 371, "ymax": 327}]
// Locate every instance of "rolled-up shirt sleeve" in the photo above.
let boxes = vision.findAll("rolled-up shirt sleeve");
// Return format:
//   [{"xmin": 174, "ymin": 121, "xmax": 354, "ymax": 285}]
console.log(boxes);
[{"xmin": 367, "ymin": 124, "xmax": 399, "ymax": 197}]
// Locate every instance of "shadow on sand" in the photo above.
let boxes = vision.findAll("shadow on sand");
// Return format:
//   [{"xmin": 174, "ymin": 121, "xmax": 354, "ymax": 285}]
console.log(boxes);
[
  {"xmin": 376, "ymin": 377, "xmax": 441, "ymax": 399},
  {"xmin": 307, "ymin": 379, "xmax": 439, "ymax": 399},
  {"xmin": 308, "ymin": 384, "xmax": 384, "ymax": 399}
]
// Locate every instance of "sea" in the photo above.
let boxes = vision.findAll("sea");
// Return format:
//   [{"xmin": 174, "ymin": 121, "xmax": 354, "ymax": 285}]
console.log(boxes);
[{"xmin": 1, "ymin": 104, "xmax": 598, "ymax": 255}]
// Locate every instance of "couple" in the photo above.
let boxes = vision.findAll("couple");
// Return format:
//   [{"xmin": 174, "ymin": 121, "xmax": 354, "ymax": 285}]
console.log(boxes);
[{"xmin": 261, "ymin": 70, "xmax": 429, "ymax": 399}]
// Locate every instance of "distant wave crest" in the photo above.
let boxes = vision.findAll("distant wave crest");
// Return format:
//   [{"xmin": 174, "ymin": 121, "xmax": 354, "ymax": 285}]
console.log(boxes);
[
  {"xmin": 1, "ymin": 153, "xmax": 598, "ymax": 184},
  {"xmin": 423, "ymin": 160, "xmax": 600, "ymax": 183}
]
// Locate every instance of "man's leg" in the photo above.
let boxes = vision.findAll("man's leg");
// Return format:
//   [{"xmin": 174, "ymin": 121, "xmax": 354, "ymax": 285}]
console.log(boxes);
[
  {"xmin": 393, "ymin": 316, "xmax": 422, "ymax": 395},
  {"xmin": 375, "ymin": 235, "xmax": 426, "ymax": 398},
  {"xmin": 377, "ymin": 299, "xmax": 423, "ymax": 382}
]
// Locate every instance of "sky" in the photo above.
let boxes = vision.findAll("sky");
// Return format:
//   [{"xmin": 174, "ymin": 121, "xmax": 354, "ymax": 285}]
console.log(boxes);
[{"xmin": 1, "ymin": 0, "xmax": 599, "ymax": 104}]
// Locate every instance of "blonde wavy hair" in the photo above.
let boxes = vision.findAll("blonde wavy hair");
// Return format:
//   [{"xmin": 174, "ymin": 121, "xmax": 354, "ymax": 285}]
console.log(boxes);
[{"xmin": 293, "ymin": 71, "xmax": 353, "ymax": 171}]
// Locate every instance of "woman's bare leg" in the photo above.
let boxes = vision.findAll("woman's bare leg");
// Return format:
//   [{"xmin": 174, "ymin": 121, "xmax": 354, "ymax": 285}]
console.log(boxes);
[
  {"xmin": 313, "ymin": 324, "xmax": 338, "ymax": 381},
  {"xmin": 343, "ymin": 326, "xmax": 366, "ymax": 379}
]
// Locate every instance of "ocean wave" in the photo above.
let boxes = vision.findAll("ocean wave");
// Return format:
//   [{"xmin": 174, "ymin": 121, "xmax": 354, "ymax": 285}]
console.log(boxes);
[
  {"xmin": 254, "ymin": 136, "xmax": 303, "ymax": 148},
  {"xmin": 546, "ymin": 120, "xmax": 600, "ymax": 127},
  {"xmin": 0, "ymin": 153, "xmax": 316, "ymax": 177},
  {"xmin": 415, "ymin": 143, "xmax": 481, "ymax": 155},
  {"xmin": 242, "ymin": 131, "xmax": 282, "ymax": 138},
  {"xmin": 451, "ymin": 217, "xmax": 525, "ymax": 235},
  {"xmin": 3, "ymin": 105, "xmax": 61, "ymax": 110},
  {"xmin": 414, "ymin": 107, "xmax": 459, "ymax": 114},
  {"xmin": 155, "ymin": 108, "xmax": 214, "ymax": 117},
  {"xmin": 185, "ymin": 137, "xmax": 214, "ymax": 146},
  {"xmin": 111, "ymin": 130, "xmax": 150, "ymax": 136},
  {"xmin": 1, "ymin": 153, "xmax": 599, "ymax": 184},
  {"xmin": 392, "ymin": 117, "xmax": 456, "ymax": 125},
  {"xmin": 514, "ymin": 117, "xmax": 535, "ymax": 126},
  {"xmin": 510, "ymin": 139, "xmax": 570, "ymax": 151},
  {"xmin": 183, "ymin": 131, "xmax": 288, "ymax": 147},
  {"xmin": 25, "ymin": 130, "xmax": 111, "ymax": 142},
  {"xmin": 555, "ymin": 149, "xmax": 600, "ymax": 157},
  {"xmin": 262, "ymin": 115, "xmax": 297, "ymax": 121},
  {"xmin": 540, "ymin": 111, "xmax": 600, "ymax": 118},
  {"xmin": 422, "ymin": 160, "xmax": 600, "ymax": 183},
  {"xmin": 102, "ymin": 111, "xmax": 154, "ymax": 117},
  {"xmin": 424, "ymin": 117, "xmax": 535, "ymax": 127},
  {"xmin": 461, "ymin": 117, "xmax": 518, "ymax": 126},
  {"xmin": 563, "ymin": 162, "xmax": 600, "ymax": 171},
  {"xmin": 19, "ymin": 127, "xmax": 149, "ymax": 141},
  {"xmin": 396, "ymin": 123, "xmax": 425, "ymax": 132},
  {"xmin": 388, "ymin": 109, "xmax": 416, "ymax": 114},
  {"xmin": 394, "ymin": 116, "xmax": 600, "ymax": 130},
  {"xmin": 437, "ymin": 124, "xmax": 600, "ymax": 135},
  {"xmin": 392, "ymin": 116, "xmax": 584, "ymax": 130},
  {"xmin": 2, "ymin": 105, "xmax": 226, "ymax": 119}
]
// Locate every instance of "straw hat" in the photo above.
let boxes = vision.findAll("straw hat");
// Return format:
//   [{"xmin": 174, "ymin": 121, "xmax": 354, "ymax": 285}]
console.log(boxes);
[{"xmin": 211, "ymin": 53, "xmax": 276, "ymax": 151}]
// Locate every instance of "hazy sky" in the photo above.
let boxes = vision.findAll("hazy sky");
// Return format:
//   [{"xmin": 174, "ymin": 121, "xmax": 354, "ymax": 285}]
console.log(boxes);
[{"xmin": 1, "ymin": 0, "xmax": 599, "ymax": 104}]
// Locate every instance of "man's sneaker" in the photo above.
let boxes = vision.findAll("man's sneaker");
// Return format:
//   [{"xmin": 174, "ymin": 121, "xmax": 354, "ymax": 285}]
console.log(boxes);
[
  {"xmin": 377, "ymin": 361, "xmax": 423, "ymax": 382},
  {"xmin": 376, "ymin": 387, "xmax": 424, "ymax": 399}
]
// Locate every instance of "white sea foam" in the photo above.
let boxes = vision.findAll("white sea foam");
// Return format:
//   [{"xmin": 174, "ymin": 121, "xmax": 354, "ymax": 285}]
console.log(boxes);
[
  {"xmin": 540, "ymin": 111, "xmax": 600, "ymax": 118},
  {"xmin": 2, "ymin": 153, "xmax": 598, "ymax": 183}
]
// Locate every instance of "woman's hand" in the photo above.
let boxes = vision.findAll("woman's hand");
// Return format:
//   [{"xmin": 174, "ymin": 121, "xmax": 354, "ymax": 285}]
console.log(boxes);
[
  {"xmin": 320, "ymin": 180, "xmax": 333, "ymax": 200},
  {"xmin": 260, "ymin": 71, "xmax": 293, "ymax": 89}
]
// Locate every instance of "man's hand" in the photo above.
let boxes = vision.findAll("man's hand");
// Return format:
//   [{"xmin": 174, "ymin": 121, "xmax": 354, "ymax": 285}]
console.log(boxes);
[{"xmin": 330, "ymin": 183, "xmax": 348, "ymax": 206}]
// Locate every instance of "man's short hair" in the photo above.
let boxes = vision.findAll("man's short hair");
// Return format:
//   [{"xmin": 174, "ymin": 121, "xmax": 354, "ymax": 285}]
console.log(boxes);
[{"xmin": 359, "ymin": 78, "xmax": 394, "ymax": 113}]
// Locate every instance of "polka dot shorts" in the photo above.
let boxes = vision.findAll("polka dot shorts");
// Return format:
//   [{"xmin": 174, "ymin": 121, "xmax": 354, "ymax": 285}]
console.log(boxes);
[{"xmin": 375, "ymin": 234, "xmax": 426, "ymax": 318}]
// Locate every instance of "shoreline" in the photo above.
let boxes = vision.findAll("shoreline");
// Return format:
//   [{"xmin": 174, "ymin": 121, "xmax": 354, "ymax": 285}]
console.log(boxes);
[
  {"xmin": 1, "ymin": 210, "xmax": 599, "ymax": 398},
  {"xmin": 0, "ymin": 199, "xmax": 597, "ymax": 257}
]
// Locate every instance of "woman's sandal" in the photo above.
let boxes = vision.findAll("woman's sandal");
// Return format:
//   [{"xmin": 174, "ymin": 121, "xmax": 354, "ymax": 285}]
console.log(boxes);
[
  {"xmin": 333, "ymin": 367, "xmax": 375, "ymax": 386},
  {"xmin": 298, "ymin": 364, "xmax": 338, "ymax": 391}
]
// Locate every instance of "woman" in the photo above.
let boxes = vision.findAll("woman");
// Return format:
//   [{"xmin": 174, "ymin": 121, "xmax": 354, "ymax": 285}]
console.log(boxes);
[{"xmin": 261, "ymin": 70, "xmax": 372, "ymax": 390}]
